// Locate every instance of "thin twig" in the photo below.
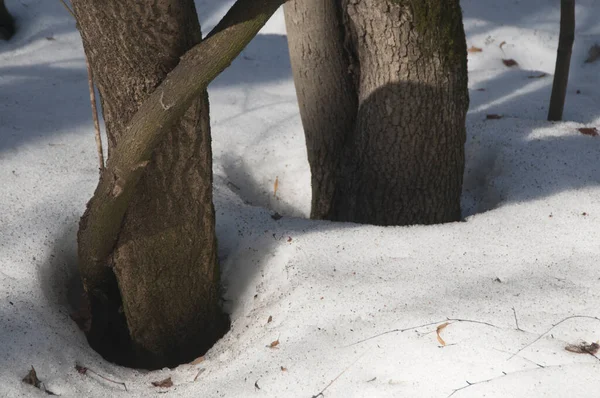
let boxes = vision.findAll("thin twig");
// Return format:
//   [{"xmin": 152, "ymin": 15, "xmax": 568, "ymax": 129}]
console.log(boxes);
[
  {"xmin": 347, "ymin": 318, "xmax": 500, "ymax": 347},
  {"xmin": 512, "ymin": 307, "xmax": 524, "ymax": 332},
  {"xmin": 85, "ymin": 55, "xmax": 105, "ymax": 171},
  {"xmin": 508, "ymin": 315, "xmax": 600, "ymax": 360},
  {"xmin": 61, "ymin": 0, "xmax": 105, "ymax": 171},
  {"xmin": 75, "ymin": 364, "xmax": 127, "ymax": 391},
  {"xmin": 311, "ymin": 351, "xmax": 366, "ymax": 398},
  {"xmin": 58, "ymin": 0, "xmax": 75, "ymax": 18},
  {"xmin": 448, "ymin": 375, "xmax": 504, "ymax": 398},
  {"xmin": 492, "ymin": 348, "xmax": 545, "ymax": 368}
]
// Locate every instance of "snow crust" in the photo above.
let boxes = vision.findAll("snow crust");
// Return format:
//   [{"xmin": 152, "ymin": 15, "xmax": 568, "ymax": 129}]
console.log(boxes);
[{"xmin": 1, "ymin": 0, "xmax": 599, "ymax": 396}]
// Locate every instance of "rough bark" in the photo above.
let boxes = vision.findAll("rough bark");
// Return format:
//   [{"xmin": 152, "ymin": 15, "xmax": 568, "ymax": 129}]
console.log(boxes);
[
  {"xmin": 548, "ymin": 0, "xmax": 575, "ymax": 121},
  {"xmin": 72, "ymin": 0, "xmax": 286, "ymax": 368},
  {"xmin": 71, "ymin": 0, "xmax": 223, "ymax": 369},
  {"xmin": 284, "ymin": 0, "xmax": 357, "ymax": 219},
  {"xmin": 0, "ymin": 0, "xmax": 15, "ymax": 40},
  {"xmin": 286, "ymin": 0, "xmax": 468, "ymax": 225}
]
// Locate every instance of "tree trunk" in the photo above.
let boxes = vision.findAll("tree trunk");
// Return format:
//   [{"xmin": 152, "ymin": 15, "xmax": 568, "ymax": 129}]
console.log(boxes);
[
  {"xmin": 72, "ymin": 0, "xmax": 227, "ymax": 369},
  {"xmin": 0, "ymin": 0, "xmax": 15, "ymax": 40},
  {"xmin": 285, "ymin": 0, "xmax": 469, "ymax": 225},
  {"xmin": 547, "ymin": 0, "xmax": 575, "ymax": 121}
]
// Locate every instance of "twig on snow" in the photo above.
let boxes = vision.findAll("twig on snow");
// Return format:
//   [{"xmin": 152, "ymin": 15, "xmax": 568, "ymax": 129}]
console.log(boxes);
[
  {"xmin": 508, "ymin": 315, "xmax": 600, "ymax": 360},
  {"xmin": 347, "ymin": 317, "xmax": 500, "ymax": 347},
  {"xmin": 75, "ymin": 364, "xmax": 127, "ymax": 391},
  {"xmin": 310, "ymin": 351, "xmax": 366, "ymax": 398},
  {"xmin": 512, "ymin": 307, "xmax": 524, "ymax": 332},
  {"xmin": 447, "ymin": 373, "xmax": 507, "ymax": 398}
]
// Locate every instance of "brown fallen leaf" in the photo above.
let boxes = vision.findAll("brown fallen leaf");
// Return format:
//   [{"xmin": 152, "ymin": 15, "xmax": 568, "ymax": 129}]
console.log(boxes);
[
  {"xmin": 565, "ymin": 342, "xmax": 599, "ymax": 355},
  {"xmin": 436, "ymin": 322, "xmax": 449, "ymax": 346},
  {"xmin": 287, "ymin": 236, "xmax": 292, "ymax": 243},
  {"xmin": 281, "ymin": 366, "xmax": 287, "ymax": 371},
  {"xmin": 274, "ymin": 176, "xmax": 279, "ymax": 197},
  {"xmin": 152, "ymin": 377, "xmax": 173, "ymax": 388},
  {"xmin": 528, "ymin": 73, "xmax": 547, "ymax": 79},
  {"xmin": 579, "ymin": 127, "xmax": 598, "ymax": 137},
  {"xmin": 268, "ymin": 339, "xmax": 280, "ymax": 348},
  {"xmin": 22, "ymin": 367, "xmax": 41, "ymax": 389},
  {"xmin": 267, "ymin": 315, "xmax": 273, "ymax": 323},
  {"xmin": 190, "ymin": 355, "xmax": 205, "ymax": 365},
  {"xmin": 486, "ymin": 114, "xmax": 503, "ymax": 120},
  {"xmin": 499, "ymin": 41, "xmax": 507, "ymax": 49},
  {"xmin": 468, "ymin": 46, "xmax": 483, "ymax": 53},
  {"xmin": 502, "ymin": 59, "xmax": 518, "ymax": 67}
]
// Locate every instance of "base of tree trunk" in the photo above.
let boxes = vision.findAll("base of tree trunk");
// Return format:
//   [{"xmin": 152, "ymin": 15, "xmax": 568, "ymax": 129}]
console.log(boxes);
[
  {"xmin": 0, "ymin": 0, "xmax": 15, "ymax": 40},
  {"xmin": 73, "ymin": 277, "xmax": 230, "ymax": 370}
]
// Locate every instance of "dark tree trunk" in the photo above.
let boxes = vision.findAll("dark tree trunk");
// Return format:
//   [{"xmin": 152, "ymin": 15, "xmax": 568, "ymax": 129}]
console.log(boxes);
[
  {"xmin": 71, "ymin": 0, "xmax": 227, "ymax": 369},
  {"xmin": 285, "ymin": 0, "xmax": 469, "ymax": 225},
  {"xmin": 548, "ymin": 0, "xmax": 575, "ymax": 121},
  {"xmin": 0, "ymin": 0, "xmax": 15, "ymax": 40}
]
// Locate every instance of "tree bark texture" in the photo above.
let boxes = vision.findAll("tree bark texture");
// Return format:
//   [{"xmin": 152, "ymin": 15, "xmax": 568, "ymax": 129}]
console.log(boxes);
[
  {"xmin": 72, "ymin": 0, "xmax": 226, "ymax": 368},
  {"xmin": 285, "ymin": 0, "xmax": 469, "ymax": 225},
  {"xmin": 547, "ymin": 0, "xmax": 575, "ymax": 121}
]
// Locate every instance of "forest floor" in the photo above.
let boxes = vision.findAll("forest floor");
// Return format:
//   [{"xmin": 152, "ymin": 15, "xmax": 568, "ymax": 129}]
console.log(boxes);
[{"xmin": 1, "ymin": 0, "xmax": 599, "ymax": 397}]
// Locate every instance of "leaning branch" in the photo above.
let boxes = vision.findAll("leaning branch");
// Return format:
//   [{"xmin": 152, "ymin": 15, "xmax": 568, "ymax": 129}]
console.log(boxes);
[{"xmin": 77, "ymin": 0, "xmax": 288, "ymax": 288}]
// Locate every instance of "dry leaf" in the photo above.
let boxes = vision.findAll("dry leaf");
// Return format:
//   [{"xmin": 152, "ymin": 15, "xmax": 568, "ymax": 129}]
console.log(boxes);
[
  {"xmin": 152, "ymin": 377, "xmax": 173, "ymax": 388},
  {"xmin": 274, "ymin": 176, "xmax": 279, "ymax": 197},
  {"xmin": 579, "ymin": 127, "xmax": 598, "ymax": 137},
  {"xmin": 502, "ymin": 59, "xmax": 518, "ymax": 67},
  {"xmin": 486, "ymin": 114, "xmax": 503, "ymax": 120},
  {"xmin": 268, "ymin": 339, "xmax": 280, "ymax": 348},
  {"xmin": 436, "ymin": 322, "xmax": 449, "ymax": 346},
  {"xmin": 22, "ymin": 367, "xmax": 41, "ymax": 389},
  {"xmin": 194, "ymin": 368, "xmax": 206, "ymax": 381},
  {"xmin": 468, "ymin": 46, "xmax": 483, "ymax": 53},
  {"xmin": 267, "ymin": 315, "xmax": 273, "ymax": 323},
  {"xmin": 281, "ymin": 366, "xmax": 287, "ymax": 371},
  {"xmin": 271, "ymin": 212, "xmax": 282, "ymax": 220},
  {"xmin": 584, "ymin": 44, "xmax": 600, "ymax": 63},
  {"xmin": 528, "ymin": 73, "xmax": 547, "ymax": 79},
  {"xmin": 499, "ymin": 41, "xmax": 507, "ymax": 49},
  {"xmin": 565, "ymin": 342, "xmax": 600, "ymax": 355},
  {"xmin": 287, "ymin": 236, "xmax": 292, "ymax": 243},
  {"xmin": 190, "ymin": 355, "xmax": 205, "ymax": 365}
]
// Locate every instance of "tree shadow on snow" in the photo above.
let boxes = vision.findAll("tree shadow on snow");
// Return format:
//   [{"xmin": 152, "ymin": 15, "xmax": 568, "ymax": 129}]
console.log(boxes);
[
  {"xmin": 0, "ymin": 0, "xmax": 290, "ymax": 153},
  {"xmin": 463, "ymin": 60, "xmax": 600, "ymax": 217}
]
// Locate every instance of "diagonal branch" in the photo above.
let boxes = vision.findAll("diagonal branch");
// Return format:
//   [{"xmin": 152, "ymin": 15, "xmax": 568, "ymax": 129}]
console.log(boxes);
[{"xmin": 77, "ymin": 0, "xmax": 288, "ymax": 290}]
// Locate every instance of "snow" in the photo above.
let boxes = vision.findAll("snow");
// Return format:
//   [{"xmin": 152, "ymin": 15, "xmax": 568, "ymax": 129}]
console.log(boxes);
[{"xmin": 1, "ymin": 0, "xmax": 599, "ymax": 397}]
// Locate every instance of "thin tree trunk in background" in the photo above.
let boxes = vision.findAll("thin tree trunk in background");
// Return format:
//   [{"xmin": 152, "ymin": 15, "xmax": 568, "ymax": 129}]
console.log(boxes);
[
  {"xmin": 286, "ymin": 0, "xmax": 469, "ymax": 226},
  {"xmin": 71, "ymin": 0, "xmax": 226, "ymax": 369},
  {"xmin": 284, "ymin": 0, "xmax": 358, "ymax": 219},
  {"xmin": 548, "ymin": 0, "xmax": 575, "ymax": 121}
]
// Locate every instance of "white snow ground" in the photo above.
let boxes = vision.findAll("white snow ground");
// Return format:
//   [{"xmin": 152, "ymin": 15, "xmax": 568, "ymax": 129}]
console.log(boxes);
[{"xmin": 1, "ymin": 0, "xmax": 599, "ymax": 397}]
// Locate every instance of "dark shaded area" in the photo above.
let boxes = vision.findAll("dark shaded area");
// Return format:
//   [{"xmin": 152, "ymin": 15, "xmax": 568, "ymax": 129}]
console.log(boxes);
[{"xmin": 0, "ymin": 0, "xmax": 15, "ymax": 40}]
